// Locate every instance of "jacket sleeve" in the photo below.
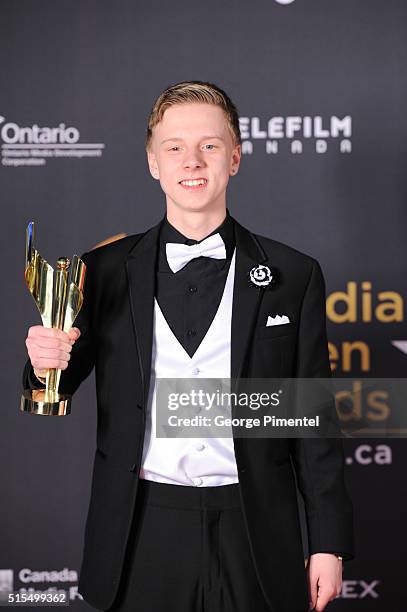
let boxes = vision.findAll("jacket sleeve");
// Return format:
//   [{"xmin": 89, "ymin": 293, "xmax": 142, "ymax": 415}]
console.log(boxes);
[
  {"xmin": 22, "ymin": 251, "xmax": 96, "ymax": 398},
  {"xmin": 290, "ymin": 259, "xmax": 355, "ymax": 560}
]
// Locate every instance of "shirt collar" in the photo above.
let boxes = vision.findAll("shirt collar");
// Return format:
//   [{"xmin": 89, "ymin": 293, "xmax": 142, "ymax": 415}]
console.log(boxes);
[{"xmin": 158, "ymin": 208, "xmax": 235, "ymax": 272}]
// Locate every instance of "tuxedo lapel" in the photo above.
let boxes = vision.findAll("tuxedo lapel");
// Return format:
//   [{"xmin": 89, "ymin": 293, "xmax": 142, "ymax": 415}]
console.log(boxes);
[
  {"xmin": 125, "ymin": 215, "xmax": 165, "ymax": 405},
  {"xmin": 125, "ymin": 213, "xmax": 269, "ymax": 406},
  {"xmin": 230, "ymin": 218, "xmax": 268, "ymax": 387}
]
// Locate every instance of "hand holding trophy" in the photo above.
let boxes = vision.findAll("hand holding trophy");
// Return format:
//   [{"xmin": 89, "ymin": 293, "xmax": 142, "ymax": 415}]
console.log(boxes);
[{"xmin": 20, "ymin": 222, "xmax": 86, "ymax": 416}]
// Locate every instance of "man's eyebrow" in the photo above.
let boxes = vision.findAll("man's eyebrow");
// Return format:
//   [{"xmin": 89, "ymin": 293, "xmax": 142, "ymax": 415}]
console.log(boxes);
[{"xmin": 160, "ymin": 136, "xmax": 225, "ymax": 145}]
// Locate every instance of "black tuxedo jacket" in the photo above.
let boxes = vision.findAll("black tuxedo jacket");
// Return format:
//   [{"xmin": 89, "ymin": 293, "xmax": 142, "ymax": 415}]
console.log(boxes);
[{"xmin": 23, "ymin": 214, "xmax": 354, "ymax": 612}]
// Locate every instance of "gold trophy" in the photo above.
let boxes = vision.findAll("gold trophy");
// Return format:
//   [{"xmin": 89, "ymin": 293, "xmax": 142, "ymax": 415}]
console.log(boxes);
[{"xmin": 20, "ymin": 222, "xmax": 86, "ymax": 416}]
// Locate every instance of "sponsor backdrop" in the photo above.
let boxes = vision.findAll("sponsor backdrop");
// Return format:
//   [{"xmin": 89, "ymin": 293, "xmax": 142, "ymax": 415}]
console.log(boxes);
[{"xmin": 1, "ymin": 0, "xmax": 406, "ymax": 610}]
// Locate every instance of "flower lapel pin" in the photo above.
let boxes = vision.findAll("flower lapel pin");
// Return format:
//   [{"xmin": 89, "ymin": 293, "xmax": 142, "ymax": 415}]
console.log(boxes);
[{"xmin": 248, "ymin": 264, "xmax": 276, "ymax": 289}]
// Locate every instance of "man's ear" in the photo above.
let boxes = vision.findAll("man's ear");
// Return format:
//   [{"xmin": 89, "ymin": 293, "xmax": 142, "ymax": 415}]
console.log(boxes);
[
  {"xmin": 147, "ymin": 149, "xmax": 160, "ymax": 180},
  {"xmin": 230, "ymin": 143, "xmax": 242, "ymax": 175}
]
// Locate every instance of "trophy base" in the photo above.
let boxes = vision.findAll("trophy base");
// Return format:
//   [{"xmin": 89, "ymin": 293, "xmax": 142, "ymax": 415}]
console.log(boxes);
[{"xmin": 20, "ymin": 389, "xmax": 72, "ymax": 416}]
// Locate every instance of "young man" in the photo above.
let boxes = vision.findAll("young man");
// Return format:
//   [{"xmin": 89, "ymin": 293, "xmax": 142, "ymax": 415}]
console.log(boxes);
[{"xmin": 23, "ymin": 81, "xmax": 354, "ymax": 612}]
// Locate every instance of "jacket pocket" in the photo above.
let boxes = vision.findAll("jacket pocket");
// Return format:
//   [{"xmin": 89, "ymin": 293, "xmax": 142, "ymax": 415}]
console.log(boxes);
[{"xmin": 256, "ymin": 322, "xmax": 296, "ymax": 340}]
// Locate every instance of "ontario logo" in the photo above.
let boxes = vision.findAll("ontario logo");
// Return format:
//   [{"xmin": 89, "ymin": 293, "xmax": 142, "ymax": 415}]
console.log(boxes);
[{"xmin": 0, "ymin": 114, "xmax": 105, "ymax": 167}]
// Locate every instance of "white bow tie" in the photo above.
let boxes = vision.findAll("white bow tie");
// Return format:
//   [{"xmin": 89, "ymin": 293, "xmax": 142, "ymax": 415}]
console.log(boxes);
[{"xmin": 166, "ymin": 232, "xmax": 227, "ymax": 273}]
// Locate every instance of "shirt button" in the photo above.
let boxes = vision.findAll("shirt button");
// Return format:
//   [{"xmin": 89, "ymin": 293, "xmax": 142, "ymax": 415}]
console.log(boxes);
[
  {"xmin": 191, "ymin": 367, "xmax": 200, "ymax": 375},
  {"xmin": 195, "ymin": 443, "xmax": 206, "ymax": 452},
  {"xmin": 188, "ymin": 285, "xmax": 197, "ymax": 293},
  {"xmin": 186, "ymin": 329, "xmax": 196, "ymax": 337},
  {"xmin": 193, "ymin": 477, "xmax": 203, "ymax": 486}
]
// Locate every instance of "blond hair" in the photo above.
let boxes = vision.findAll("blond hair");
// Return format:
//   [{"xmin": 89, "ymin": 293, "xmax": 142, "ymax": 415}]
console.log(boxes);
[{"xmin": 145, "ymin": 80, "xmax": 241, "ymax": 150}]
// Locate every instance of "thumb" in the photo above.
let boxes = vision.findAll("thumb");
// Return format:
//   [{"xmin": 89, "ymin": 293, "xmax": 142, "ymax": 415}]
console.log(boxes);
[
  {"xmin": 309, "ymin": 574, "xmax": 318, "ymax": 610},
  {"xmin": 68, "ymin": 327, "xmax": 81, "ymax": 341}
]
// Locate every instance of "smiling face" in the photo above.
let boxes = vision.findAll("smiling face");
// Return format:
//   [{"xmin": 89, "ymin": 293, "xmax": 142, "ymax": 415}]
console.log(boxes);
[{"xmin": 147, "ymin": 103, "xmax": 241, "ymax": 217}]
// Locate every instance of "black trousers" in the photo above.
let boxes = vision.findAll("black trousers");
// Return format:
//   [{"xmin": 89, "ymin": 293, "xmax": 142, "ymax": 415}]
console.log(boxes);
[{"xmin": 108, "ymin": 479, "xmax": 272, "ymax": 612}]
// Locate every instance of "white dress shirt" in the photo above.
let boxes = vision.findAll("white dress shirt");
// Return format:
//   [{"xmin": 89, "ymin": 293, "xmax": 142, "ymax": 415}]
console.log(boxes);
[{"xmin": 140, "ymin": 249, "xmax": 239, "ymax": 487}]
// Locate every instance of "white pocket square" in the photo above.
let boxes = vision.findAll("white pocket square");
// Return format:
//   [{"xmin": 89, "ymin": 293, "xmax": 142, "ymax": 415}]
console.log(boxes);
[{"xmin": 266, "ymin": 314, "xmax": 290, "ymax": 327}]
